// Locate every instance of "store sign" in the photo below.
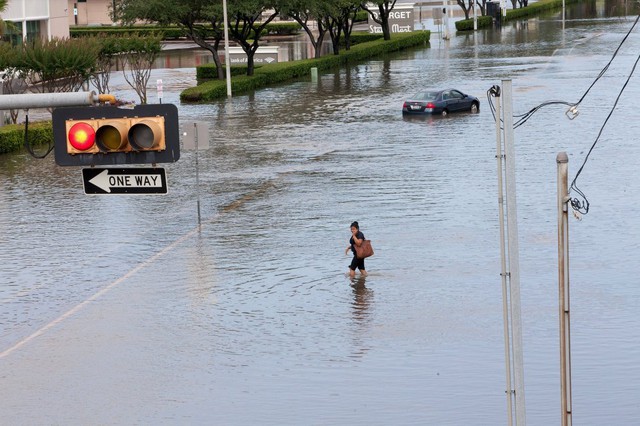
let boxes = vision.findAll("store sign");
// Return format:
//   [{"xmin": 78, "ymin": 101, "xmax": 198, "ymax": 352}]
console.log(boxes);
[
  {"xmin": 224, "ymin": 47, "xmax": 280, "ymax": 65},
  {"xmin": 367, "ymin": 3, "xmax": 415, "ymax": 34}
]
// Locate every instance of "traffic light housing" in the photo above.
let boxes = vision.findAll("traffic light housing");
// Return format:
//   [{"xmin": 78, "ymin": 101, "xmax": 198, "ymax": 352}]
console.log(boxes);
[{"xmin": 53, "ymin": 104, "xmax": 180, "ymax": 166}]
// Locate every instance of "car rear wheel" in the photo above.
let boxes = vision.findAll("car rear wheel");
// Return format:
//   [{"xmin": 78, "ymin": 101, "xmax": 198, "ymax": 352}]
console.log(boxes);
[
  {"xmin": 470, "ymin": 102, "xmax": 479, "ymax": 113},
  {"xmin": 441, "ymin": 109, "xmax": 448, "ymax": 117}
]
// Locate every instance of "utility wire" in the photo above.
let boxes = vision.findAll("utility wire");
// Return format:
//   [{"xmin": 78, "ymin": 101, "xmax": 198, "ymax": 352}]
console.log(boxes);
[
  {"xmin": 488, "ymin": 14, "xmax": 640, "ymax": 215},
  {"xmin": 570, "ymin": 48, "xmax": 640, "ymax": 215},
  {"xmin": 488, "ymin": 14, "xmax": 639, "ymax": 129},
  {"xmin": 23, "ymin": 112, "xmax": 55, "ymax": 159},
  {"xmin": 574, "ymin": 14, "xmax": 640, "ymax": 107}
]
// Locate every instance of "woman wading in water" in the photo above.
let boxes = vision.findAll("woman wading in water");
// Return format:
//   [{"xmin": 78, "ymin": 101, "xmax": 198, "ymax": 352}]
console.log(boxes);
[{"xmin": 345, "ymin": 221, "xmax": 367, "ymax": 278}]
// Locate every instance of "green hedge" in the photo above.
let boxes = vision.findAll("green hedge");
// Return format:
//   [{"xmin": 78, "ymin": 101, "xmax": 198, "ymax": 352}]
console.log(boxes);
[
  {"xmin": 455, "ymin": 0, "xmax": 584, "ymax": 30},
  {"xmin": 196, "ymin": 64, "xmax": 256, "ymax": 82},
  {"xmin": 355, "ymin": 10, "xmax": 369, "ymax": 22},
  {"xmin": 0, "ymin": 121, "xmax": 52, "ymax": 154},
  {"xmin": 505, "ymin": 0, "xmax": 582, "ymax": 19},
  {"xmin": 181, "ymin": 31, "xmax": 430, "ymax": 103},
  {"xmin": 455, "ymin": 16, "xmax": 493, "ymax": 31},
  {"xmin": 343, "ymin": 32, "xmax": 384, "ymax": 45},
  {"xmin": 71, "ymin": 26, "xmax": 179, "ymax": 39},
  {"xmin": 70, "ymin": 22, "xmax": 302, "ymax": 40}
]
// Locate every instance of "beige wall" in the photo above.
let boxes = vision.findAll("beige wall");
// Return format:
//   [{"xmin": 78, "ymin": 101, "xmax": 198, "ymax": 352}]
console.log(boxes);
[
  {"xmin": 68, "ymin": 0, "xmax": 113, "ymax": 26},
  {"xmin": 2, "ymin": 0, "xmax": 69, "ymax": 39},
  {"xmin": 49, "ymin": 0, "xmax": 70, "ymax": 38}
]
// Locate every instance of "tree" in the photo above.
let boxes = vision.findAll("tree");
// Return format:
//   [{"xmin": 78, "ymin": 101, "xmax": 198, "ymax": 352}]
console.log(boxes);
[
  {"xmin": 114, "ymin": 0, "xmax": 226, "ymax": 80},
  {"xmin": 0, "ymin": 42, "xmax": 27, "ymax": 123},
  {"xmin": 477, "ymin": 0, "xmax": 488, "ymax": 16},
  {"xmin": 0, "ymin": 0, "xmax": 7, "ymax": 36},
  {"xmin": 457, "ymin": 0, "xmax": 475, "ymax": 20},
  {"xmin": 117, "ymin": 33, "xmax": 163, "ymax": 104},
  {"xmin": 323, "ymin": 5, "xmax": 344, "ymax": 55},
  {"xmin": 361, "ymin": 0, "xmax": 397, "ymax": 41},
  {"xmin": 20, "ymin": 38, "xmax": 101, "ymax": 94},
  {"xmin": 279, "ymin": 0, "xmax": 328, "ymax": 59},
  {"xmin": 227, "ymin": 0, "xmax": 279, "ymax": 76},
  {"xmin": 320, "ymin": 0, "xmax": 361, "ymax": 55},
  {"xmin": 90, "ymin": 35, "xmax": 120, "ymax": 95},
  {"xmin": 339, "ymin": 0, "xmax": 361, "ymax": 51}
]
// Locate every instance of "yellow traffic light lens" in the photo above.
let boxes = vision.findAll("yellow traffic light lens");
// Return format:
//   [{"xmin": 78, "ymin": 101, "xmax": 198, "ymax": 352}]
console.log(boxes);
[
  {"xmin": 68, "ymin": 122, "xmax": 96, "ymax": 151},
  {"xmin": 96, "ymin": 125, "xmax": 126, "ymax": 151}
]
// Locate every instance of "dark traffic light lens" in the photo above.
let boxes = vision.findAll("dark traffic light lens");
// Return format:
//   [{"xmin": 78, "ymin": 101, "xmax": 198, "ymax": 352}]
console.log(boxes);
[
  {"xmin": 129, "ymin": 123, "xmax": 154, "ymax": 149},
  {"xmin": 128, "ymin": 119, "xmax": 163, "ymax": 150}
]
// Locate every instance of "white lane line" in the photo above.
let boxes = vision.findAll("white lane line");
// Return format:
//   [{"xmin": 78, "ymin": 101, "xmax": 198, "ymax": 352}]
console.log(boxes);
[
  {"xmin": 1, "ymin": 177, "xmax": 279, "ymax": 359},
  {"xmin": 0, "ymin": 225, "xmax": 201, "ymax": 360}
]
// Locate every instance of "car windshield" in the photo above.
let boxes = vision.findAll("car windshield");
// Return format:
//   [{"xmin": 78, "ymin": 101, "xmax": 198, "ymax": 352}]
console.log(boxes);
[{"xmin": 411, "ymin": 91, "xmax": 439, "ymax": 101}]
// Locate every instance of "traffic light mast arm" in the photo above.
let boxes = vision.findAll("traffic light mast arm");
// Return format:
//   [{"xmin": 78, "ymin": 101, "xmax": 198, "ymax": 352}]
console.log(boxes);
[{"xmin": 0, "ymin": 92, "xmax": 117, "ymax": 110}]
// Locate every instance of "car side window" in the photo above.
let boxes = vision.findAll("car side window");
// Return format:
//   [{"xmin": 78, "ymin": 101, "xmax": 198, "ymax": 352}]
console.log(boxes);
[
  {"xmin": 442, "ymin": 92, "xmax": 449, "ymax": 100},
  {"xmin": 452, "ymin": 91, "xmax": 464, "ymax": 99}
]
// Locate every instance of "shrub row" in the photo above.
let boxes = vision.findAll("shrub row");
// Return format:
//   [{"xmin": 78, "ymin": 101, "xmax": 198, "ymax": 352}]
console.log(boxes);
[
  {"xmin": 196, "ymin": 64, "xmax": 255, "ymax": 82},
  {"xmin": 70, "ymin": 22, "xmax": 302, "ymax": 40},
  {"xmin": 455, "ymin": 16, "xmax": 493, "ymax": 31},
  {"xmin": 505, "ymin": 0, "xmax": 582, "ymax": 20},
  {"xmin": 0, "ymin": 121, "xmax": 52, "ymax": 155},
  {"xmin": 343, "ymin": 32, "xmax": 385, "ymax": 45},
  {"xmin": 180, "ymin": 31, "xmax": 430, "ymax": 103},
  {"xmin": 355, "ymin": 10, "xmax": 369, "ymax": 22},
  {"xmin": 455, "ymin": 0, "xmax": 584, "ymax": 30}
]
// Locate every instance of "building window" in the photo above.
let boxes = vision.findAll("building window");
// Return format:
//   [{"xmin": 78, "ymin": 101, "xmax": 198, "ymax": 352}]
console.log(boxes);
[
  {"xmin": 26, "ymin": 21, "xmax": 41, "ymax": 41},
  {"xmin": 2, "ymin": 25, "xmax": 23, "ymax": 46}
]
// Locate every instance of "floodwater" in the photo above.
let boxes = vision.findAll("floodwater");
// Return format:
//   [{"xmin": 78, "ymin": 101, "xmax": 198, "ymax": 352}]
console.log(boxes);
[{"xmin": 2, "ymin": 3, "xmax": 640, "ymax": 424}]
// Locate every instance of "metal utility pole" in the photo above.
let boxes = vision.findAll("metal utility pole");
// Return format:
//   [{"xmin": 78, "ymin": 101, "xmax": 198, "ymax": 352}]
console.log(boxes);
[
  {"xmin": 473, "ymin": 0, "xmax": 478, "ymax": 31},
  {"xmin": 557, "ymin": 152, "xmax": 573, "ymax": 426},
  {"xmin": 222, "ymin": 0, "xmax": 232, "ymax": 98},
  {"xmin": 442, "ymin": 0, "xmax": 450, "ymax": 39},
  {"xmin": 495, "ymin": 79, "xmax": 527, "ymax": 426},
  {"xmin": 493, "ymin": 87, "xmax": 514, "ymax": 426}
]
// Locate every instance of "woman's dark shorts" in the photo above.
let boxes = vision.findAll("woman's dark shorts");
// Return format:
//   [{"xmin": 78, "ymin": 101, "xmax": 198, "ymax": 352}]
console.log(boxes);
[{"xmin": 349, "ymin": 255, "xmax": 365, "ymax": 271}]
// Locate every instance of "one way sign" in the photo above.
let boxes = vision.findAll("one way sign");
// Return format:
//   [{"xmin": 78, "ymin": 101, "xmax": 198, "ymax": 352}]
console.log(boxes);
[{"xmin": 82, "ymin": 168, "xmax": 168, "ymax": 194}]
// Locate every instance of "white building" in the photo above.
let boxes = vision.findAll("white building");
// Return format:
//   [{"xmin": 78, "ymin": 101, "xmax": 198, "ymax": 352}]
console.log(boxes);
[{"xmin": 2, "ymin": 0, "xmax": 70, "ymax": 41}]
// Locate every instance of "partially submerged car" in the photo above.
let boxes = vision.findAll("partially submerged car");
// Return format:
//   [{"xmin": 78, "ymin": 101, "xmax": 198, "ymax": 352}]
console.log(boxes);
[{"xmin": 402, "ymin": 89, "xmax": 480, "ymax": 117}]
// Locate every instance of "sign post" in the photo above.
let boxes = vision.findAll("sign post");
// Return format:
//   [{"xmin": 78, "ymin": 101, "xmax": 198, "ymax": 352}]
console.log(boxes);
[{"xmin": 182, "ymin": 121, "xmax": 210, "ymax": 226}]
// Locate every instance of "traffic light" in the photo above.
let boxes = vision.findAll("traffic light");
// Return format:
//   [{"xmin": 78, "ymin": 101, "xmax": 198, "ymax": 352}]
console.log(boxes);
[{"xmin": 53, "ymin": 104, "xmax": 180, "ymax": 166}]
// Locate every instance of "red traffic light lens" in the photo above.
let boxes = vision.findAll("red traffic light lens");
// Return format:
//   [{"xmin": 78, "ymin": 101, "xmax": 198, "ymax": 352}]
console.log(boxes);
[{"xmin": 68, "ymin": 122, "xmax": 96, "ymax": 151}]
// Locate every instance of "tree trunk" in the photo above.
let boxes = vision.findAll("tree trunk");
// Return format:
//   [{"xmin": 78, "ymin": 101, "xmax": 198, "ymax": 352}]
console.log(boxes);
[
  {"xmin": 379, "ymin": 6, "xmax": 392, "ymax": 40},
  {"xmin": 382, "ymin": 21, "xmax": 391, "ymax": 40},
  {"xmin": 315, "ymin": 20, "xmax": 327, "ymax": 58},
  {"xmin": 315, "ymin": 33, "xmax": 325, "ymax": 58},
  {"xmin": 191, "ymin": 37, "xmax": 223, "ymax": 79},
  {"xmin": 247, "ymin": 52, "xmax": 255, "ymax": 76}
]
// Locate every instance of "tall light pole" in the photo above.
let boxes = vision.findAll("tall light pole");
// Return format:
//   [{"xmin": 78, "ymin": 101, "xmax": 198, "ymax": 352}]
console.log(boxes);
[{"xmin": 223, "ymin": 0, "xmax": 232, "ymax": 98}]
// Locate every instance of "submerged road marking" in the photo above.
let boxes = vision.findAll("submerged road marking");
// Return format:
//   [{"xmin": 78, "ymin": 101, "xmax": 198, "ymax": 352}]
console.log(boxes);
[
  {"xmin": 0, "ymin": 225, "xmax": 202, "ymax": 359},
  {"xmin": 0, "ymin": 179, "xmax": 278, "ymax": 359}
]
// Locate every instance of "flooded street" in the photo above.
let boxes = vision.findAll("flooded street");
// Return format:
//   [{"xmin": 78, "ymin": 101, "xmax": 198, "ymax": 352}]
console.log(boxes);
[{"xmin": 2, "ymin": 4, "xmax": 640, "ymax": 424}]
